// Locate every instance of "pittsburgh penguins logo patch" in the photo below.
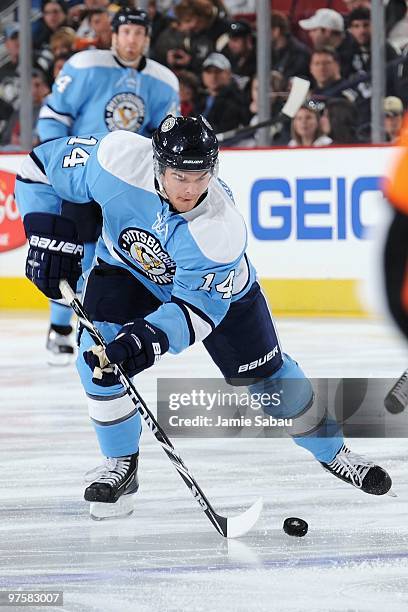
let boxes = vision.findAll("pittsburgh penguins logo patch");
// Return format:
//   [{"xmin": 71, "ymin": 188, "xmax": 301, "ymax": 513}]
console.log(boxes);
[
  {"xmin": 105, "ymin": 93, "xmax": 145, "ymax": 132},
  {"xmin": 119, "ymin": 228, "xmax": 176, "ymax": 285}
]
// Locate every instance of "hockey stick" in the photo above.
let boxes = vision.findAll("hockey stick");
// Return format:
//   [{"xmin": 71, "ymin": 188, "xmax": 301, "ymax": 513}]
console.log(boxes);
[
  {"xmin": 216, "ymin": 76, "xmax": 310, "ymax": 143},
  {"xmin": 59, "ymin": 280, "xmax": 263, "ymax": 538}
]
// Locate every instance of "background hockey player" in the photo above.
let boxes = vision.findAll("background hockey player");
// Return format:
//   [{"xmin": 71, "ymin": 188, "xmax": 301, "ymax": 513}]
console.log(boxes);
[
  {"xmin": 15, "ymin": 115, "xmax": 392, "ymax": 519},
  {"xmin": 383, "ymin": 114, "xmax": 408, "ymax": 338},
  {"xmin": 37, "ymin": 7, "xmax": 180, "ymax": 365},
  {"xmin": 382, "ymin": 114, "xmax": 408, "ymax": 413}
]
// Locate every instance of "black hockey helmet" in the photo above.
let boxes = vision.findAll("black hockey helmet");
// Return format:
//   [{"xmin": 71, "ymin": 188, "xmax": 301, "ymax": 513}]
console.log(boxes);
[
  {"xmin": 111, "ymin": 7, "xmax": 150, "ymax": 33},
  {"xmin": 152, "ymin": 115, "xmax": 219, "ymax": 176}
]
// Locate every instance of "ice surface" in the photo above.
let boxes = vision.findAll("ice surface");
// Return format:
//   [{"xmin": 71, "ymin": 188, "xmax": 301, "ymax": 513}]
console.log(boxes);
[{"xmin": 1, "ymin": 313, "xmax": 408, "ymax": 611}]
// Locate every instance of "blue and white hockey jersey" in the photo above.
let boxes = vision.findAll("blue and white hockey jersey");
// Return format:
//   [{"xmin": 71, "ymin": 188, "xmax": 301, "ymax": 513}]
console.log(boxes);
[
  {"xmin": 37, "ymin": 51, "xmax": 180, "ymax": 141},
  {"xmin": 15, "ymin": 131, "xmax": 256, "ymax": 354}
]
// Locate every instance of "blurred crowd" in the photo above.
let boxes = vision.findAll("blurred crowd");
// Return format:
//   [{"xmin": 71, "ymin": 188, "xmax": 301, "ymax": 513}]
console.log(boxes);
[{"xmin": 1, "ymin": 0, "xmax": 408, "ymax": 149}]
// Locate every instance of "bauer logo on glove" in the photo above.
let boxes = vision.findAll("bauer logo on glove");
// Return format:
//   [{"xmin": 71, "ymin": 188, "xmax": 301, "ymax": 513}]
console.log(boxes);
[
  {"xmin": 28, "ymin": 234, "xmax": 84, "ymax": 255},
  {"xmin": 23, "ymin": 212, "xmax": 83, "ymax": 300}
]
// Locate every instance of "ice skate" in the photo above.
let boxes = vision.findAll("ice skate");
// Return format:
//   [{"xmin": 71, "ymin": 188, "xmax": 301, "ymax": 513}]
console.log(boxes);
[
  {"xmin": 46, "ymin": 325, "xmax": 76, "ymax": 366},
  {"xmin": 84, "ymin": 453, "xmax": 139, "ymax": 520},
  {"xmin": 320, "ymin": 444, "xmax": 392, "ymax": 495}
]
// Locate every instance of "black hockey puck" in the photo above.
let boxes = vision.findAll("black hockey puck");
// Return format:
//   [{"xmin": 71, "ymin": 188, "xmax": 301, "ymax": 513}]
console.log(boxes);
[{"xmin": 283, "ymin": 517, "xmax": 308, "ymax": 537}]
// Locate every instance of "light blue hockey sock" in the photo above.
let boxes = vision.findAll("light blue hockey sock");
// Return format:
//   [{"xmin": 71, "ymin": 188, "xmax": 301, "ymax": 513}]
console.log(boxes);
[
  {"xmin": 50, "ymin": 300, "xmax": 72, "ymax": 327},
  {"xmin": 77, "ymin": 321, "xmax": 141, "ymax": 457},
  {"xmin": 249, "ymin": 354, "xmax": 343, "ymax": 463},
  {"xmin": 92, "ymin": 414, "xmax": 141, "ymax": 457}
]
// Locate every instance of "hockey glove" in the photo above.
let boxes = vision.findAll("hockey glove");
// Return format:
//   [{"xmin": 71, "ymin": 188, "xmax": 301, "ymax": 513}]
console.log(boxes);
[
  {"xmin": 84, "ymin": 320, "xmax": 169, "ymax": 386},
  {"xmin": 24, "ymin": 212, "xmax": 83, "ymax": 300}
]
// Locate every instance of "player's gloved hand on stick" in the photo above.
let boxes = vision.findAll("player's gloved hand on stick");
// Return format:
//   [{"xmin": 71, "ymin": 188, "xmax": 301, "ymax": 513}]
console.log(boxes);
[
  {"xmin": 24, "ymin": 212, "xmax": 83, "ymax": 300},
  {"xmin": 84, "ymin": 320, "xmax": 169, "ymax": 386}
]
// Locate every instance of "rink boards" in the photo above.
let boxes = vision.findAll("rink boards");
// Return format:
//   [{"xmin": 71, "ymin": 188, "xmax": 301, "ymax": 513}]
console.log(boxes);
[{"xmin": 0, "ymin": 145, "xmax": 396, "ymax": 314}]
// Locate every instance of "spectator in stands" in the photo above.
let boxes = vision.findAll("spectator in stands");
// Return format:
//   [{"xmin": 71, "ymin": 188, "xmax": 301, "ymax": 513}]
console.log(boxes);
[
  {"xmin": 199, "ymin": 52, "xmax": 249, "ymax": 134},
  {"xmin": 309, "ymin": 47, "xmax": 366, "ymax": 128},
  {"xmin": 299, "ymin": 9, "xmax": 344, "ymax": 50},
  {"xmin": 178, "ymin": 70, "xmax": 201, "ymax": 116},
  {"xmin": 0, "ymin": 99, "xmax": 14, "ymax": 147},
  {"xmin": 52, "ymin": 52, "xmax": 74, "ymax": 79},
  {"xmin": 49, "ymin": 27, "xmax": 76, "ymax": 57},
  {"xmin": 88, "ymin": 8, "xmax": 112, "ymax": 49},
  {"xmin": 384, "ymin": 96, "xmax": 404, "ymax": 143},
  {"xmin": 271, "ymin": 11, "xmax": 310, "ymax": 81},
  {"xmin": 31, "ymin": 69, "xmax": 52, "ymax": 140},
  {"xmin": 386, "ymin": 0, "xmax": 408, "ymax": 51},
  {"xmin": 348, "ymin": 7, "xmax": 399, "ymax": 78},
  {"xmin": 288, "ymin": 102, "xmax": 332, "ymax": 147},
  {"xmin": 298, "ymin": 8, "xmax": 356, "ymax": 79},
  {"xmin": 343, "ymin": 0, "xmax": 407, "ymax": 48},
  {"xmin": 3, "ymin": 70, "xmax": 50, "ymax": 148},
  {"xmin": 152, "ymin": 5, "xmax": 193, "ymax": 70},
  {"xmin": 74, "ymin": 0, "xmax": 110, "ymax": 38},
  {"xmin": 66, "ymin": 4, "xmax": 88, "ymax": 31},
  {"xmin": 33, "ymin": 0, "xmax": 68, "ymax": 50},
  {"xmin": 147, "ymin": 0, "xmax": 172, "ymax": 48},
  {"xmin": 309, "ymin": 48, "xmax": 346, "ymax": 96},
  {"xmin": 319, "ymin": 97, "xmax": 359, "ymax": 144},
  {"xmin": 239, "ymin": 70, "xmax": 290, "ymax": 147},
  {"xmin": 220, "ymin": 20, "xmax": 256, "ymax": 82},
  {"xmin": 0, "ymin": 23, "xmax": 20, "ymax": 113},
  {"xmin": 74, "ymin": 8, "xmax": 112, "ymax": 50},
  {"xmin": 209, "ymin": 0, "xmax": 228, "ymax": 20},
  {"xmin": 0, "ymin": 22, "xmax": 53, "ymax": 112},
  {"xmin": 346, "ymin": 6, "xmax": 399, "ymax": 112},
  {"xmin": 153, "ymin": 0, "xmax": 229, "ymax": 73}
]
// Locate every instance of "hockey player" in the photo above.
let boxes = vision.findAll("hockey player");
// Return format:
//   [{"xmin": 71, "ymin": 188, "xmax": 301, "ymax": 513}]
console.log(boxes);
[
  {"xmin": 383, "ymin": 115, "xmax": 408, "ymax": 412},
  {"xmin": 15, "ymin": 116, "xmax": 392, "ymax": 519},
  {"xmin": 37, "ymin": 7, "xmax": 180, "ymax": 365}
]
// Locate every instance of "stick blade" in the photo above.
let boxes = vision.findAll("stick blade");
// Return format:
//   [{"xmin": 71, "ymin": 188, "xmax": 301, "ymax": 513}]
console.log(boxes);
[
  {"xmin": 281, "ymin": 77, "xmax": 310, "ymax": 118},
  {"xmin": 225, "ymin": 496, "xmax": 263, "ymax": 538}
]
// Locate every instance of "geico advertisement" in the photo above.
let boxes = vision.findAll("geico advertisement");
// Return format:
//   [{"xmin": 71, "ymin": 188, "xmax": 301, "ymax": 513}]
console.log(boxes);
[
  {"xmin": 0, "ymin": 147, "xmax": 396, "ymax": 279},
  {"xmin": 219, "ymin": 146, "xmax": 395, "ymax": 279}
]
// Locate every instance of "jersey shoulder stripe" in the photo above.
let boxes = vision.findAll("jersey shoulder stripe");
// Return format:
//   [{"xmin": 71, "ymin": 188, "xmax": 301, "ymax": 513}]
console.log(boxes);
[
  {"xmin": 18, "ymin": 153, "xmax": 50, "ymax": 185},
  {"xmin": 38, "ymin": 104, "xmax": 73, "ymax": 126}
]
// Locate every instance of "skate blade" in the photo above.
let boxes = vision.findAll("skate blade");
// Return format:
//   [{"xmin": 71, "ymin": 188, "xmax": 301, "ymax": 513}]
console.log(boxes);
[
  {"xmin": 387, "ymin": 488, "xmax": 398, "ymax": 498},
  {"xmin": 90, "ymin": 493, "xmax": 136, "ymax": 521}
]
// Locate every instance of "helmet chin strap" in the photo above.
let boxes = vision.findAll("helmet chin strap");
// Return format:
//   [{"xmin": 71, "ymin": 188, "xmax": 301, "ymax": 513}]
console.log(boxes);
[
  {"xmin": 154, "ymin": 173, "xmax": 169, "ymax": 200},
  {"xmin": 111, "ymin": 44, "xmax": 142, "ymax": 68}
]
